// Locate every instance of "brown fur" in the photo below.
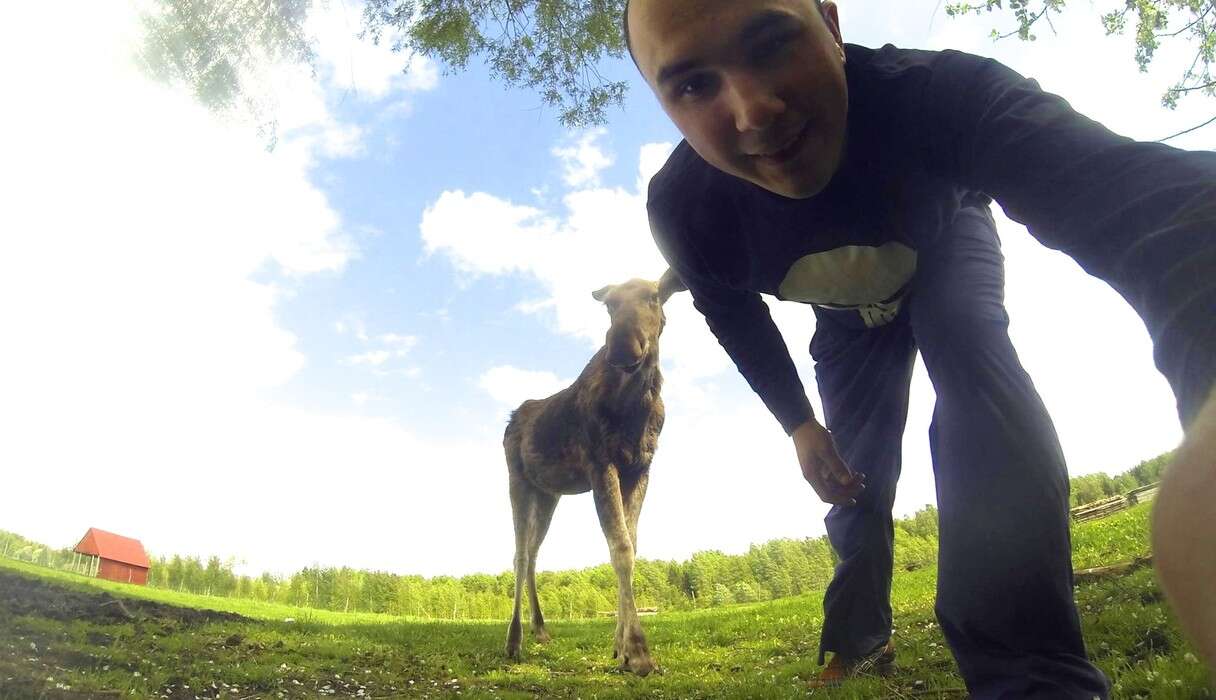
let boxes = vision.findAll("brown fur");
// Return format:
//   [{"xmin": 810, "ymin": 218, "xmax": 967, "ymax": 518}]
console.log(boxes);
[{"xmin": 503, "ymin": 271, "xmax": 685, "ymax": 675}]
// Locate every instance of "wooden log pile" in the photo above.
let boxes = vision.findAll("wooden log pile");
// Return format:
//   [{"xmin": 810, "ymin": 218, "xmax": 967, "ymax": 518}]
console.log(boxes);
[
  {"xmin": 1074, "ymin": 555, "xmax": 1154, "ymax": 583},
  {"xmin": 597, "ymin": 607, "xmax": 658, "ymax": 617},
  {"xmin": 1069, "ymin": 494, "xmax": 1129, "ymax": 522},
  {"xmin": 1069, "ymin": 481, "xmax": 1164, "ymax": 522},
  {"xmin": 1126, "ymin": 482, "xmax": 1160, "ymax": 505}
]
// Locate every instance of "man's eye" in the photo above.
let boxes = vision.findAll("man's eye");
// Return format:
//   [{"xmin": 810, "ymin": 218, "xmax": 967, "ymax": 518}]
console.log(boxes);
[
  {"xmin": 676, "ymin": 74, "xmax": 715, "ymax": 99},
  {"xmin": 751, "ymin": 30, "xmax": 799, "ymax": 63}
]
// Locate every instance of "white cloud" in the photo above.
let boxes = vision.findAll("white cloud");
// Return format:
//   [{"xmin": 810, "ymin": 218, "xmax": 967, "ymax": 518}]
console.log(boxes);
[
  {"xmin": 553, "ymin": 129, "xmax": 615, "ymax": 188},
  {"xmin": 421, "ymin": 186, "xmax": 666, "ymax": 347},
  {"xmin": 345, "ymin": 350, "xmax": 394, "ymax": 366},
  {"xmin": 379, "ymin": 333, "xmax": 418, "ymax": 350},
  {"xmin": 637, "ymin": 141, "xmax": 676, "ymax": 190},
  {"xmin": 480, "ymin": 366, "xmax": 569, "ymax": 409},
  {"xmin": 340, "ymin": 324, "xmax": 417, "ymax": 369},
  {"xmin": 0, "ymin": 3, "xmax": 463, "ymax": 578},
  {"xmin": 307, "ymin": 0, "xmax": 439, "ymax": 101},
  {"xmin": 335, "ymin": 318, "xmax": 371, "ymax": 342}
]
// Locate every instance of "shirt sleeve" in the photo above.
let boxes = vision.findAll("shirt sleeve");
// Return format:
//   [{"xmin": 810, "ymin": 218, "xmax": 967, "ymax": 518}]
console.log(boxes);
[
  {"xmin": 647, "ymin": 196, "xmax": 815, "ymax": 435},
  {"xmin": 912, "ymin": 50, "xmax": 1216, "ymax": 426}
]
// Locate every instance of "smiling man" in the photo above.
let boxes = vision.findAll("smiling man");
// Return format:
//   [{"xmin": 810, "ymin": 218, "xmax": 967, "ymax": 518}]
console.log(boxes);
[{"xmin": 625, "ymin": 0, "xmax": 1216, "ymax": 696}]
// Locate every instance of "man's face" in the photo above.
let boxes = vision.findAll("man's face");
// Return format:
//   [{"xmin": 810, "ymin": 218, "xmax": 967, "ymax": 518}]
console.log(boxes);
[{"xmin": 629, "ymin": 0, "xmax": 848, "ymax": 199}]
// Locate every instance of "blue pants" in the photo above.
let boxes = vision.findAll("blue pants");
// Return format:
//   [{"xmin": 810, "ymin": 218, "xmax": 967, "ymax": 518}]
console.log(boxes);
[{"xmin": 811, "ymin": 204, "xmax": 1110, "ymax": 698}]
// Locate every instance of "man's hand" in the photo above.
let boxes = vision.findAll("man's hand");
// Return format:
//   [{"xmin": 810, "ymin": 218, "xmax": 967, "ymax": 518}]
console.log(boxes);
[{"xmin": 792, "ymin": 419, "xmax": 865, "ymax": 505}]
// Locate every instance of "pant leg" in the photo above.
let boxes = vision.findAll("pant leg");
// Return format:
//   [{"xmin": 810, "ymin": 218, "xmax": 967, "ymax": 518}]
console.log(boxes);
[
  {"xmin": 811, "ymin": 304, "xmax": 917, "ymax": 664},
  {"xmin": 909, "ymin": 204, "xmax": 1110, "ymax": 699}
]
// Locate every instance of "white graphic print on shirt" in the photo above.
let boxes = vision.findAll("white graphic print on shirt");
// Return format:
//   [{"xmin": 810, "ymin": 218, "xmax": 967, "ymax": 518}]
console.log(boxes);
[{"xmin": 777, "ymin": 242, "xmax": 917, "ymax": 328}]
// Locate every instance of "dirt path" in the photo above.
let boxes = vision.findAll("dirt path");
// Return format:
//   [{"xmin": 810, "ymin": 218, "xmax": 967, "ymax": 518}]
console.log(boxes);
[
  {"xmin": 0, "ymin": 568, "xmax": 245, "ymax": 626},
  {"xmin": 1, "ymin": 567, "xmax": 251, "ymax": 699}
]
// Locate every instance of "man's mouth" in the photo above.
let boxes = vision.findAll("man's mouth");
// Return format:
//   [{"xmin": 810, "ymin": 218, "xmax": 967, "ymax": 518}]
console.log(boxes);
[{"xmin": 750, "ymin": 122, "xmax": 810, "ymax": 164}]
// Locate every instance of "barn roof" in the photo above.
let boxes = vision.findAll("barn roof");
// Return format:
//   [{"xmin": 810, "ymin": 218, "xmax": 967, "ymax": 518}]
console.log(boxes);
[{"xmin": 74, "ymin": 528, "xmax": 151, "ymax": 569}]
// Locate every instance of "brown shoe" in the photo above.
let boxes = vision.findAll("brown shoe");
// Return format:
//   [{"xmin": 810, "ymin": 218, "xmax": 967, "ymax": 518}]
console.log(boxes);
[{"xmin": 808, "ymin": 642, "xmax": 896, "ymax": 688}]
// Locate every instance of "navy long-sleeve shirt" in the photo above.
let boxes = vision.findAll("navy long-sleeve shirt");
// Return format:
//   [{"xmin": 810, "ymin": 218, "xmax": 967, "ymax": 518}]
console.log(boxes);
[{"xmin": 648, "ymin": 43, "xmax": 1216, "ymax": 434}]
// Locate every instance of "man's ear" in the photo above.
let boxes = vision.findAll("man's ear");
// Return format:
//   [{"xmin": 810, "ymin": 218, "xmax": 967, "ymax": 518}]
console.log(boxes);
[
  {"xmin": 820, "ymin": 1, "xmax": 845, "ymax": 48},
  {"xmin": 592, "ymin": 285, "xmax": 614, "ymax": 302},
  {"xmin": 658, "ymin": 268, "xmax": 688, "ymax": 303}
]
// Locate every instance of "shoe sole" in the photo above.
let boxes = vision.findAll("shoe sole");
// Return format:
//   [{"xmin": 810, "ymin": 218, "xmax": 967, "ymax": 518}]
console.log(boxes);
[{"xmin": 808, "ymin": 660, "xmax": 897, "ymax": 688}]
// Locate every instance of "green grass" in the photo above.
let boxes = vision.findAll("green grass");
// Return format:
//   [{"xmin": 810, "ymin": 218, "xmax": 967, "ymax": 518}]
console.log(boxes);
[{"xmin": 1, "ymin": 503, "xmax": 1210, "ymax": 699}]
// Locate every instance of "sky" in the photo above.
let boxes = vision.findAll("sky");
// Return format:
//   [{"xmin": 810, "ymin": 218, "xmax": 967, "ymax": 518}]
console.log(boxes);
[{"xmin": 0, "ymin": 1, "xmax": 1210, "ymax": 580}]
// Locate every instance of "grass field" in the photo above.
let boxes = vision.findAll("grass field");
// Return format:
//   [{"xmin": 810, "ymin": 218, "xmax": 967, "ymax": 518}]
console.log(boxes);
[{"xmin": 1, "ymin": 503, "xmax": 1211, "ymax": 699}]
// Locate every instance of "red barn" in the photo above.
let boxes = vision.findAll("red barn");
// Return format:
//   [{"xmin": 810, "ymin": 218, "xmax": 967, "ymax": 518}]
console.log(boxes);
[{"xmin": 73, "ymin": 528, "xmax": 151, "ymax": 585}]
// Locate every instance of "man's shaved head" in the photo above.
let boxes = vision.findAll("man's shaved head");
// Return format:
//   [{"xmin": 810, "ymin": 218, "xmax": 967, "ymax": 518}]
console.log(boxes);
[
  {"xmin": 622, "ymin": 0, "xmax": 824, "ymax": 64},
  {"xmin": 624, "ymin": 0, "xmax": 848, "ymax": 199}
]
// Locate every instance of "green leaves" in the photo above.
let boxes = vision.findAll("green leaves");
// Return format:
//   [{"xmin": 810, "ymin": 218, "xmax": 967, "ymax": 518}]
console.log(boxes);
[
  {"xmin": 139, "ymin": 0, "xmax": 316, "ymax": 147},
  {"xmin": 140, "ymin": 0, "xmax": 630, "ymax": 131},
  {"xmin": 951, "ymin": 0, "xmax": 1216, "ymax": 124},
  {"xmin": 370, "ymin": 0, "xmax": 630, "ymax": 128}
]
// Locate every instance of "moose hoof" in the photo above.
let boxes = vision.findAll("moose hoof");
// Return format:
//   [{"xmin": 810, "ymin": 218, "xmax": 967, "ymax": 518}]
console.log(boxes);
[
  {"xmin": 619, "ymin": 652, "xmax": 655, "ymax": 677},
  {"xmin": 533, "ymin": 627, "xmax": 552, "ymax": 644},
  {"xmin": 505, "ymin": 639, "xmax": 522, "ymax": 661}
]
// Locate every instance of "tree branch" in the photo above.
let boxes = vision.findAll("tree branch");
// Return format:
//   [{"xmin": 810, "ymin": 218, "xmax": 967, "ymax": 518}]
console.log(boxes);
[{"xmin": 1157, "ymin": 113, "xmax": 1216, "ymax": 142}]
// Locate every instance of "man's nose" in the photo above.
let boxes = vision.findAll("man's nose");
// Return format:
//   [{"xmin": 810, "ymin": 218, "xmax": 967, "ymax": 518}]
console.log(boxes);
[{"xmin": 725, "ymin": 72, "xmax": 785, "ymax": 133}]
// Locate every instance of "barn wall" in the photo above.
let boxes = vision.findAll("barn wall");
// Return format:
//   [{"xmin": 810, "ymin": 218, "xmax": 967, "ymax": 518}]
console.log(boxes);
[{"xmin": 97, "ymin": 558, "xmax": 149, "ymax": 586}]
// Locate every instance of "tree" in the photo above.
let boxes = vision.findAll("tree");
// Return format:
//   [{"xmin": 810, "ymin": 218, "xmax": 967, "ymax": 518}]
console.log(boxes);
[
  {"xmin": 140, "ymin": 0, "xmax": 628, "ymax": 131},
  {"xmin": 946, "ymin": 0, "xmax": 1216, "ymax": 137},
  {"xmin": 710, "ymin": 582, "xmax": 734, "ymax": 607},
  {"xmin": 142, "ymin": 0, "xmax": 1215, "ymax": 139}
]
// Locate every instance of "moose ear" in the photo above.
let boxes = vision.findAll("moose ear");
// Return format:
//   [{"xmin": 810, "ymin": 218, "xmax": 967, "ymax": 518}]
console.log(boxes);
[
  {"xmin": 591, "ymin": 285, "xmax": 613, "ymax": 302},
  {"xmin": 657, "ymin": 268, "xmax": 688, "ymax": 304}
]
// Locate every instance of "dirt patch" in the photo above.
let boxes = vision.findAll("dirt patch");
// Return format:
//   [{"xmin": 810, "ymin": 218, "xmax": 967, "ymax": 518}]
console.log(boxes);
[{"xmin": 0, "ymin": 567, "xmax": 245, "ymax": 626}]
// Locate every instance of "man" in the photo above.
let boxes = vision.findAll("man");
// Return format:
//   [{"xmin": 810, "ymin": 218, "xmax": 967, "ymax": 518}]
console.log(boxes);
[{"xmin": 623, "ymin": 0, "xmax": 1215, "ymax": 696}]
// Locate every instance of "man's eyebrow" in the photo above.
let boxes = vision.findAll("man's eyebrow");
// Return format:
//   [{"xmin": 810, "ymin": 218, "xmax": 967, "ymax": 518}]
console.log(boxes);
[
  {"xmin": 656, "ymin": 58, "xmax": 702, "ymax": 87},
  {"xmin": 654, "ymin": 10, "xmax": 801, "ymax": 86},
  {"xmin": 738, "ymin": 10, "xmax": 801, "ymax": 43}
]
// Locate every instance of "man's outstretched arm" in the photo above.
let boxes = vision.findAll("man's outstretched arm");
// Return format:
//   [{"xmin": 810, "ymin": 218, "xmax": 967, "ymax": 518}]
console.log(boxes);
[{"xmin": 913, "ymin": 49, "xmax": 1216, "ymax": 426}]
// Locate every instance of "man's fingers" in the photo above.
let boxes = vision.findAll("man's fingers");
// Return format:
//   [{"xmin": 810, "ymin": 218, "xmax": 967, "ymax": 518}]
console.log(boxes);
[
  {"xmin": 810, "ymin": 457, "xmax": 864, "ymax": 504},
  {"xmin": 818, "ymin": 455, "xmax": 864, "ymax": 491},
  {"xmin": 803, "ymin": 466, "xmax": 850, "ymax": 505}
]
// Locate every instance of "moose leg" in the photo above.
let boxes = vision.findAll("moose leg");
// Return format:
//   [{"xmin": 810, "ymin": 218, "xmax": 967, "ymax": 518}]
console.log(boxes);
[
  {"xmin": 622, "ymin": 470, "xmax": 649, "ymax": 556},
  {"xmin": 615, "ymin": 470, "xmax": 650, "ymax": 656},
  {"xmin": 506, "ymin": 476, "xmax": 536, "ymax": 660},
  {"xmin": 527, "ymin": 490, "xmax": 559, "ymax": 643},
  {"xmin": 592, "ymin": 465, "xmax": 655, "ymax": 676}
]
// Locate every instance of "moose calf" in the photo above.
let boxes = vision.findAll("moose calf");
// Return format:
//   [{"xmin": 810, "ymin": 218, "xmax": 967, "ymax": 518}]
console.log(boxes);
[{"xmin": 503, "ymin": 270, "xmax": 685, "ymax": 676}]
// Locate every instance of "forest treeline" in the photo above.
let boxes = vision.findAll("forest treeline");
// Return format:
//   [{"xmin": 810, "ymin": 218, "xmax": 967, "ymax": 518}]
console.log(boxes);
[{"xmin": 1, "ymin": 453, "xmax": 1169, "ymax": 620}]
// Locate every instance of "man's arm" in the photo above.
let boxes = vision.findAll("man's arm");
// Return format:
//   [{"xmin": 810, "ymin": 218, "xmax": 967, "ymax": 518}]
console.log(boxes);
[
  {"xmin": 914, "ymin": 50, "xmax": 1216, "ymax": 669},
  {"xmin": 913, "ymin": 50, "xmax": 1216, "ymax": 427},
  {"xmin": 649, "ymin": 205, "xmax": 863, "ymax": 504},
  {"xmin": 689, "ymin": 283, "xmax": 812, "ymax": 435}
]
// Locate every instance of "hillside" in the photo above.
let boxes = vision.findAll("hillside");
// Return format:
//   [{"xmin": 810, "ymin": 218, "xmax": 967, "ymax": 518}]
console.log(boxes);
[{"xmin": 1, "ymin": 503, "xmax": 1210, "ymax": 699}]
